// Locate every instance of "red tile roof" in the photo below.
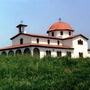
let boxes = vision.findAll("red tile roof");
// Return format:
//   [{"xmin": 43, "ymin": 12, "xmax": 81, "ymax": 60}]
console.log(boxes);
[
  {"xmin": 10, "ymin": 33, "xmax": 88, "ymax": 40},
  {"xmin": 10, "ymin": 33, "xmax": 63, "ymax": 40},
  {"xmin": 0, "ymin": 44, "xmax": 74, "ymax": 51},
  {"xmin": 63, "ymin": 34, "xmax": 88, "ymax": 40},
  {"xmin": 47, "ymin": 21, "xmax": 74, "ymax": 33}
]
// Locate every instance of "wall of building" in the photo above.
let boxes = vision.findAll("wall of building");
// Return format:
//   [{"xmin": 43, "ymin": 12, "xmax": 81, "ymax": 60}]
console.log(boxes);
[
  {"xmin": 12, "ymin": 34, "xmax": 63, "ymax": 46},
  {"xmin": 31, "ymin": 37, "xmax": 63, "ymax": 46},
  {"xmin": 63, "ymin": 39, "xmax": 72, "ymax": 47},
  {"xmin": 72, "ymin": 36, "xmax": 88, "ymax": 58},
  {"xmin": 0, "ymin": 46, "xmax": 73, "ymax": 58},
  {"xmin": 49, "ymin": 31, "xmax": 73, "ymax": 38},
  {"xmin": 12, "ymin": 35, "xmax": 31, "ymax": 45}
]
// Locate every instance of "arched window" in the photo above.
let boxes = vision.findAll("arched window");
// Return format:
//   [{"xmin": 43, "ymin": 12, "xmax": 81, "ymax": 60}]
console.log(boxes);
[
  {"xmin": 15, "ymin": 49, "xmax": 22, "ymax": 55},
  {"xmin": 69, "ymin": 31, "xmax": 71, "ymax": 35},
  {"xmin": 46, "ymin": 50, "xmax": 51, "ymax": 56},
  {"xmin": 20, "ymin": 38, "xmax": 23, "ymax": 44},
  {"xmin": 57, "ymin": 41, "xmax": 60, "ymax": 45},
  {"xmin": 1, "ymin": 51, "xmax": 7, "ymax": 56},
  {"xmin": 60, "ymin": 31, "xmax": 63, "ymax": 35},
  {"xmin": 47, "ymin": 40, "xmax": 50, "ymax": 44},
  {"xmin": 57, "ymin": 51, "xmax": 62, "ymax": 57},
  {"xmin": 52, "ymin": 32, "xmax": 54, "ymax": 36},
  {"xmin": 24, "ymin": 48, "xmax": 31, "ymax": 55},
  {"xmin": 33, "ymin": 48, "xmax": 40, "ymax": 57},
  {"xmin": 8, "ymin": 50, "xmax": 14, "ymax": 56},
  {"xmin": 79, "ymin": 52, "xmax": 83, "ymax": 58},
  {"xmin": 78, "ymin": 39, "xmax": 83, "ymax": 45},
  {"xmin": 36, "ymin": 38, "xmax": 39, "ymax": 44},
  {"xmin": 67, "ymin": 51, "xmax": 71, "ymax": 57}
]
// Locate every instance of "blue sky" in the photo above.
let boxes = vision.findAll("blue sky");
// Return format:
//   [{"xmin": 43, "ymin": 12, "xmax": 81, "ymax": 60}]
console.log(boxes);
[{"xmin": 0, "ymin": 0, "xmax": 90, "ymax": 47}]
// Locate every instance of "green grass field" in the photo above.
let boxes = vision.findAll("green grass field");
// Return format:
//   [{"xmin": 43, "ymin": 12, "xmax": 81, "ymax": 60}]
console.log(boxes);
[{"xmin": 0, "ymin": 55, "xmax": 90, "ymax": 90}]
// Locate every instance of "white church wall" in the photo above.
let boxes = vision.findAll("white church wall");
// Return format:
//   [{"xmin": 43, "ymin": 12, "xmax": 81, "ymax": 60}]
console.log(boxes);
[
  {"xmin": 12, "ymin": 35, "xmax": 31, "ymax": 45},
  {"xmin": 49, "ymin": 31, "xmax": 73, "ymax": 38},
  {"xmin": 31, "ymin": 37, "xmax": 63, "ymax": 46},
  {"xmin": 72, "ymin": 36, "xmax": 88, "ymax": 58}
]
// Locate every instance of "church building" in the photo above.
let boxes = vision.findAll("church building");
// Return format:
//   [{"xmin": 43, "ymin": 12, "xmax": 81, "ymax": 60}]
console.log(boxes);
[{"xmin": 0, "ymin": 20, "xmax": 90, "ymax": 58}]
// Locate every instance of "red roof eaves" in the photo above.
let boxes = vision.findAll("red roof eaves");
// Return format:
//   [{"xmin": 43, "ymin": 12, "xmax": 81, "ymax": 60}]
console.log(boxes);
[
  {"xmin": 63, "ymin": 34, "xmax": 89, "ymax": 40},
  {"xmin": 10, "ymin": 33, "xmax": 63, "ymax": 40},
  {"xmin": 0, "ymin": 44, "xmax": 74, "ymax": 51},
  {"xmin": 10, "ymin": 33, "xmax": 89, "ymax": 41}
]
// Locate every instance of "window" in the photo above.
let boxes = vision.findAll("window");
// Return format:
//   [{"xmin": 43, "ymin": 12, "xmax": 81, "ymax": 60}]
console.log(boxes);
[
  {"xmin": 36, "ymin": 38, "xmax": 39, "ymax": 44},
  {"xmin": 57, "ymin": 41, "xmax": 60, "ymax": 45},
  {"xmin": 47, "ymin": 40, "xmax": 50, "ymax": 44},
  {"xmin": 46, "ymin": 50, "xmax": 51, "ymax": 56},
  {"xmin": 60, "ymin": 31, "xmax": 63, "ymax": 35},
  {"xmin": 57, "ymin": 51, "xmax": 62, "ymax": 57},
  {"xmin": 52, "ymin": 32, "xmax": 54, "ymax": 36},
  {"xmin": 67, "ymin": 51, "xmax": 71, "ymax": 57},
  {"xmin": 20, "ymin": 38, "xmax": 23, "ymax": 44},
  {"xmin": 79, "ymin": 52, "xmax": 83, "ymax": 58},
  {"xmin": 69, "ymin": 31, "xmax": 71, "ymax": 35},
  {"xmin": 78, "ymin": 39, "xmax": 83, "ymax": 45}
]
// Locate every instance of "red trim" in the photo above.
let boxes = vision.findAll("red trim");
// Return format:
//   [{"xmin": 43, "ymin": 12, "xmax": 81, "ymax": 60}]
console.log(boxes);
[
  {"xmin": 63, "ymin": 34, "xmax": 88, "ymax": 40},
  {"xmin": 10, "ymin": 33, "xmax": 63, "ymax": 40},
  {"xmin": 0, "ymin": 44, "xmax": 74, "ymax": 51},
  {"xmin": 10, "ymin": 33, "xmax": 88, "ymax": 40}
]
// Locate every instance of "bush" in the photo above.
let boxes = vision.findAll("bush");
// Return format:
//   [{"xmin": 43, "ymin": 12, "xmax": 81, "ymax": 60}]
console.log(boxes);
[{"xmin": 0, "ymin": 55, "xmax": 90, "ymax": 90}]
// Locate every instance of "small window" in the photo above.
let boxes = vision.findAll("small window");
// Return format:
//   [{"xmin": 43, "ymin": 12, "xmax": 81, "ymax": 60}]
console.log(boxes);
[
  {"xmin": 67, "ymin": 51, "xmax": 71, "ymax": 57},
  {"xmin": 79, "ymin": 52, "xmax": 83, "ymax": 58},
  {"xmin": 60, "ymin": 31, "xmax": 63, "ymax": 35},
  {"xmin": 20, "ymin": 38, "xmax": 23, "ymax": 44},
  {"xmin": 47, "ymin": 40, "xmax": 50, "ymax": 44},
  {"xmin": 57, "ymin": 41, "xmax": 59, "ymax": 45},
  {"xmin": 52, "ymin": 32, "xmax": 54, "ymax": 36},
  {"xmin": 36, "ymin": 38, "xmax": 39, "ymax": 44},
  {"xmin": 69, "ymin": 31, "xmax": 71, "ymax": 35},
  {"xmin": 46, "ymin": 50, "xmax": 51, "ymax": 56},
  {"xmin": 78, "ymin": 39, "xmax": 83, "ymax": 45},
  {"xmin": 57, "ymin": 51, "xmax": 62, "ymax": 57}
]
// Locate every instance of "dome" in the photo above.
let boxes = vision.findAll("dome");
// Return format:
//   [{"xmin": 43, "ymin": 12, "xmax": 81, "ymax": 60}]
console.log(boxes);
[{"xmin": 47, "ymin": 21, "xmax": 74, "ymax": 33}]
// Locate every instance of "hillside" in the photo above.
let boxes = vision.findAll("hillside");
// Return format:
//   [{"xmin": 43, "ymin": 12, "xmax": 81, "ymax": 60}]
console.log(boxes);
[{"xmin": 0, "ymin": 55, "xmax": 90, "ymax": 90}]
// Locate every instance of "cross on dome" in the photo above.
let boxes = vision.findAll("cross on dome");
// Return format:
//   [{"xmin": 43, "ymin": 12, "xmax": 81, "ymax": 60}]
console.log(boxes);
[{"xmin": 58, "ymin": 18, "xmax": 62, "ymax": 22}]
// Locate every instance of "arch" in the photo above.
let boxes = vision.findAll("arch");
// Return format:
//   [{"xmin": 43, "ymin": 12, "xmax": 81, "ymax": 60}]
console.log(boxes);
[
  {"xmin": 33, "ymin": 48, "xmax": 40, "ymax": 57},
  {"xmin": 8, "ymin": 50, "xmax": 14, "ymax": 56},
  {"xmin": 1, "ymin": 51, "xmax": 7, "ymax": 56},
  {"xmin": 24, "ymin": 48, "xmax": 31, "ymax": 55},
  {"xmin": 46, "ymin": 50, "xmax": 51, "ymax": 57},
  {"xmin": 20, "ymin": 38, "xmax": 23, "ymax": 44},
  {"xmin": 15, "ymin": 49, "xmax": 22, "ymax": 55}
]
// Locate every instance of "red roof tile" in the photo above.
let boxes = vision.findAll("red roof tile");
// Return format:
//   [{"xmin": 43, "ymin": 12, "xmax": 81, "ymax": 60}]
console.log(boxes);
[
  {"xmin": 47, "ymin": 21, "xmax": 74, "ymax": 33},
  {"xmin": 0, "ymin": 44, "xmax": 74, "ymax": 51},
  {"xmin": 10, "ymin": 33, "xmax": 88, "ymax": 41}
]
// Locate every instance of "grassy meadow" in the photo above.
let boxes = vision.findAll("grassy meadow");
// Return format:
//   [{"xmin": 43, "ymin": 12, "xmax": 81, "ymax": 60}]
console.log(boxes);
[{"xmin": 0, "ymin": 55, "xmax": 90, "ymax": 90}]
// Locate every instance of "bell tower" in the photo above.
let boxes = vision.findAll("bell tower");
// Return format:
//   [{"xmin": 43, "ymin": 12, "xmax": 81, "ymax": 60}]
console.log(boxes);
[{"xmin": 16, "ymin": 21, "xmax": 27, "ymax": 34}]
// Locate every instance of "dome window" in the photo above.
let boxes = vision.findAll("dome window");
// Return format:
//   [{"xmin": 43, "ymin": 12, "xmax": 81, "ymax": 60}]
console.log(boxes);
[
  {"xmin": 60, "ymin": 31, "xmax": 63, "ymax": 35},
  {"xmin": 69, "ymin": 31, "xmax": 71, "ymax": 35},
  {"xmin": 52, "ymin": 32, "xmax": 54, "ymax": 36}
]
